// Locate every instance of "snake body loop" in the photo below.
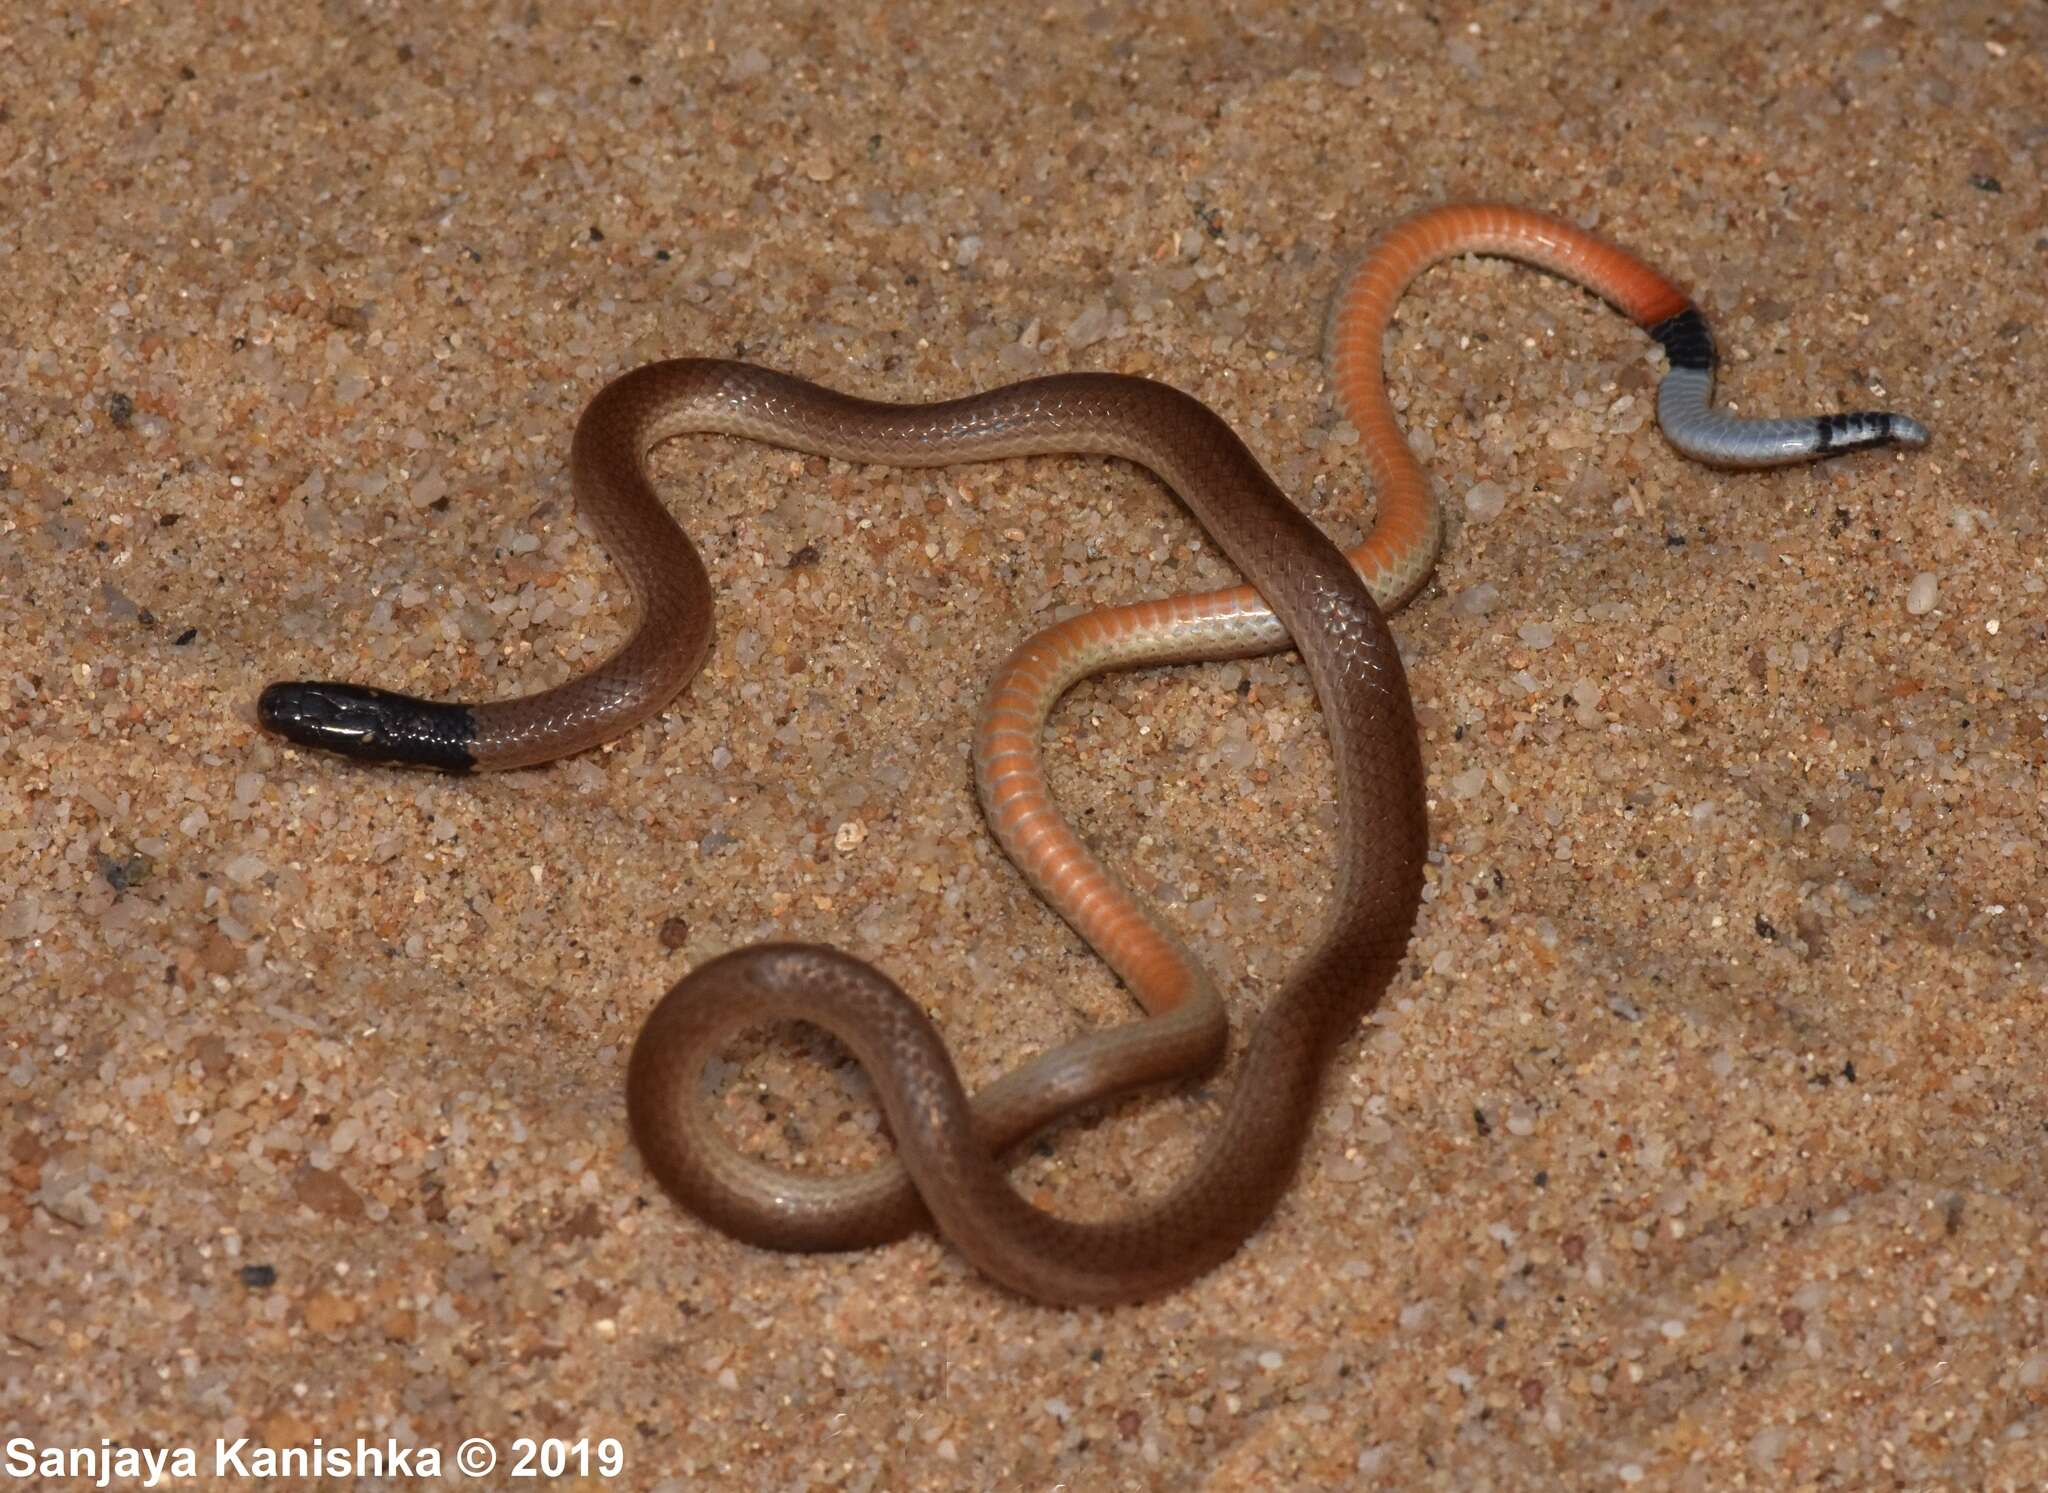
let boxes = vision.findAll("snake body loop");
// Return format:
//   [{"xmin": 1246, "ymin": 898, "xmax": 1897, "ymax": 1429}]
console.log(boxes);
[{"xmin": 260, "ymin": 203, "xmax": 1927, "ymax": 1304}]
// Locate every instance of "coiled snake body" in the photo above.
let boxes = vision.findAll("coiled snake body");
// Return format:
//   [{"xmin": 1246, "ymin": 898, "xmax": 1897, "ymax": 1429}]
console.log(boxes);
[{"xmin": 260, "ymin": 204, "xmax": 1926, "ymax": 1304}]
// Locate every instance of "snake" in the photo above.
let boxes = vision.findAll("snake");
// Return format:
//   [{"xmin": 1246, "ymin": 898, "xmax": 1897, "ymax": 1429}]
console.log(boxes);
[{"xmin": 258, "ymin": 203, "xmax": 1927, "ymax": 1304}]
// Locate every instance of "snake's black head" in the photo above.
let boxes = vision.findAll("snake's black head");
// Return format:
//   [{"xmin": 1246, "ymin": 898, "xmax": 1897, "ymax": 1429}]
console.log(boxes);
[{"xmin": 257, "ymin": 681, "xmax": 477, "ymax": 771}]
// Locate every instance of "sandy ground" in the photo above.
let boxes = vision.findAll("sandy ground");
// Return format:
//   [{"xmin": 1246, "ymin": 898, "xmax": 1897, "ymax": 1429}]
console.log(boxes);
[{"xmin": 4, "ymin": 0, "xmax": 2045, "ymax": 1488}]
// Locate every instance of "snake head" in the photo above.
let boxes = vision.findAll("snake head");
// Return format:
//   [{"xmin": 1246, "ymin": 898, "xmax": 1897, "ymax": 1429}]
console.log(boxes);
[{"xmin": 257, "ymin": 681, "xmax": 477, "ymax": 771}]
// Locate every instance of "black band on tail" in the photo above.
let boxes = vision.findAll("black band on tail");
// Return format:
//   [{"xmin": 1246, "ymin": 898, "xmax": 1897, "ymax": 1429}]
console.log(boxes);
[
  {"xmin": 1647, "ymin": 308, "xmax": 1715, "ymax": 372},
  {"xmin": 258, "ymin": 682, "xmax": 478, "ymax": 771},
  {"xmin": 1814, "ymin": 411, "xmax": 1897, "ymax": 455}
]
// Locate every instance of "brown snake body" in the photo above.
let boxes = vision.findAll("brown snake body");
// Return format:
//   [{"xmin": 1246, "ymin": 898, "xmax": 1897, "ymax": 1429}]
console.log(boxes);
[
  {"xmin": 259, "ymin": 204, "xmax": 1926, "ymax": 1304},
  {"xmin": 621, "ymin": 372, "xmax": 1427, "ymax": 1306}
]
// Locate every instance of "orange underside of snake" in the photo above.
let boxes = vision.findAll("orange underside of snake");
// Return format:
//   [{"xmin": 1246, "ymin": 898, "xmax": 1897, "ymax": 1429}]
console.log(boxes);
[{"xmin": 261, "ymin": 203, "xmax": 1923, "ymax": 1304}]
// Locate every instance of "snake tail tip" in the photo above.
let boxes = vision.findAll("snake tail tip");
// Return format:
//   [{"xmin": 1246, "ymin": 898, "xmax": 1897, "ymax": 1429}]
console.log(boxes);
[{"xmin": 256, "ymin": 680, "xmax": 478, "ymax": 771}]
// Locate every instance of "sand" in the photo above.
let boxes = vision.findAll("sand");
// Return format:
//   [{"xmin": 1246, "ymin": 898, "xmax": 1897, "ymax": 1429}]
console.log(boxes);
[{"xmin": 3, "ymin": 0, "xmax": 2043, "ymax": 1487}]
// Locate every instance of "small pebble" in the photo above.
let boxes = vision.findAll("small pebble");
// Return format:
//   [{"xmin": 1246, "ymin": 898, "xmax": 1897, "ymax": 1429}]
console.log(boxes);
[
  {"xmin": 1464, "ymin": 480, "xmax": 1508, "ymax": 522},
  {"xmin": 1905, "ymin": 571, "xmax": 1938, "ymax": 615},
  {"xmin": 1452, "ymin": 582, "xmax": 1501, "ymax": 618}
]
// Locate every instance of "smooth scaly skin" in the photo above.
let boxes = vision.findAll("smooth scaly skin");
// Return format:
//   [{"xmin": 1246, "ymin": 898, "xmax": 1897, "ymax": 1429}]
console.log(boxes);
[
  {"xmin": 971, "ymin": 204, "xmax": 1928, "ymax": 1126},
  {"xmin": 630, "ymin": 373, "xmax": 1424, "ymax": 1305},
  {"xmin": 259, "ymin": 202, "xmax": 1928, "ymax": 1304}
]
